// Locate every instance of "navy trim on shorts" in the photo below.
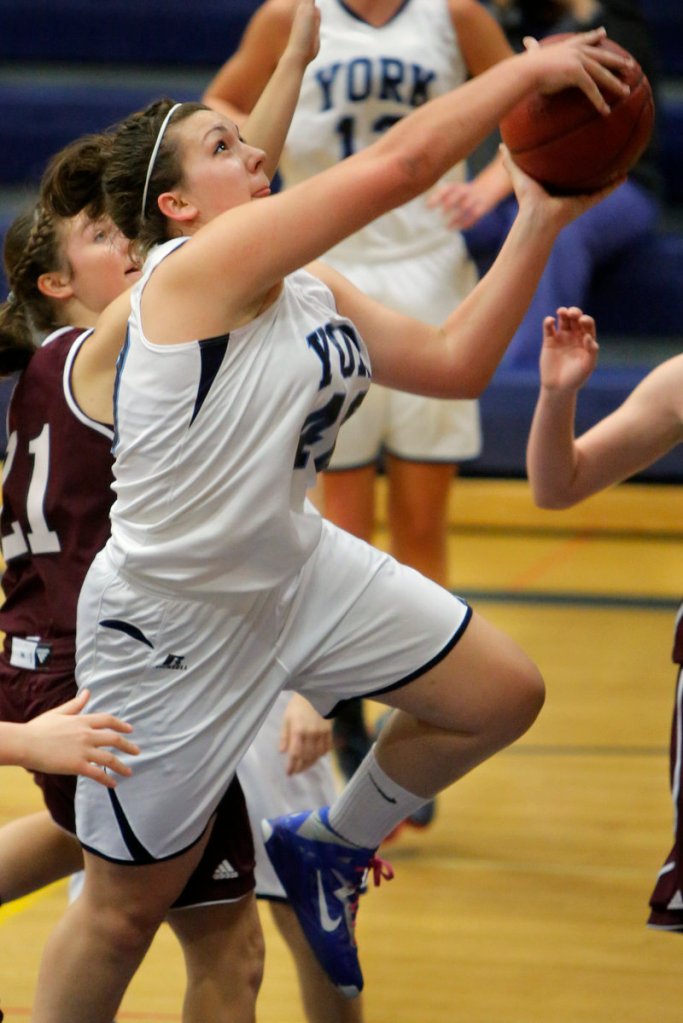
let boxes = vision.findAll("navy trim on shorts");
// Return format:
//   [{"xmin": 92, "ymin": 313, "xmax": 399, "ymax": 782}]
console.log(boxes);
[
  {"xmin": 325, "ymin": 604, "xmax": 473, "ymax": 719},
  {"xmin": 108, "ymin": 789, "xmax": 155, "ymax": 863},
  {"xmin": 80, "ymin": 800, "xmax": 214, "ymax": 866}
]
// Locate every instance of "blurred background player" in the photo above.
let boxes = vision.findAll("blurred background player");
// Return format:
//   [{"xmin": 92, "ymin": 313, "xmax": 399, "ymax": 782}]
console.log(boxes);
[{"xmin": 524, "ymin": 304, "xmax": 683, "ymax": 932}]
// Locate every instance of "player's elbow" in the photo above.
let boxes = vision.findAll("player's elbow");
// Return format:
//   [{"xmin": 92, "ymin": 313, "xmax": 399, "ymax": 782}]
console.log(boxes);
[{"xmin": 530, "ymin": 485, "xmax": 575, "ymax": 511}]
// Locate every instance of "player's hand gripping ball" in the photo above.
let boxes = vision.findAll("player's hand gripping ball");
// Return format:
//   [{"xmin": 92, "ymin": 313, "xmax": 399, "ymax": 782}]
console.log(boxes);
[{"xmin": 500, "ymin": 35, "xmax": 654, "ymax": 194}]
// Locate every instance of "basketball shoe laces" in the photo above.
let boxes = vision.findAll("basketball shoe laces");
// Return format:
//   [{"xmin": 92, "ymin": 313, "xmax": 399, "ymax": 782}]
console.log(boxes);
[{"xmin": 350, "ymin": 854, "xmax": 395, "ymax": 932}]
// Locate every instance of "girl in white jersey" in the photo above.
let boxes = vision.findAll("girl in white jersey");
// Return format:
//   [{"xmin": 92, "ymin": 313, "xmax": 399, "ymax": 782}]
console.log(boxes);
[
  {"xmin": 31, "ymin": 17, "xmax": 633, "ymax": 1019},
  {"xmin": 1, "ymin": 8, "xmax": 361, "ymax": 1020},
  {"xmin": 203, "ymin": 0, "xmax": 516, "ymax": 788}
]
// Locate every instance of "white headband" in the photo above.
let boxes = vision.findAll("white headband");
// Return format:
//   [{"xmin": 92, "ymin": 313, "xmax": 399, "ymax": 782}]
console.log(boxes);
[{"xmin": 140, "ymin": 102, "xmax": 183, "ymax": 220}]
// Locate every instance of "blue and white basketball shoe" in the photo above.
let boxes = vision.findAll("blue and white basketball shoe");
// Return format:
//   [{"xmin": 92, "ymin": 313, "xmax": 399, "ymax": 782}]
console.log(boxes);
[{"xmin": 262, "ymin": 807, "xmax": 393, "ymax": 997}]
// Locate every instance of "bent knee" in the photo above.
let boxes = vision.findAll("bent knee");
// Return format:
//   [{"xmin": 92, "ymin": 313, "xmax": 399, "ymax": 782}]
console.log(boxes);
[{"xmin": 502, "ymin": 657, "xmax": 545, "ymax": 740}]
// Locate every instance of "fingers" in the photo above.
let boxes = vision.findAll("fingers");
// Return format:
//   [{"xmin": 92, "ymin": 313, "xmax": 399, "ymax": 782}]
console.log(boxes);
[
  {"xmin": 284, "ymin": 729, "xmax": 331, "ymax": 775},
  {"xmin": 82, "ymin": 727, "xmax": 139, "ymax": 756},
  {"xmin": 576, "ymin": 31, "xmax": 632, "ymax": 112},
  {"xmin": 79, "ymin": 712, "xmax": 134, "ymax": 734},
  {"xmin": 79, "ymin": 760, "xmax": 125, "ymax": 789},
  {"xmin": 542, "ymin": 315, "xmax": 557, "ymax": 343},
  {"xmin": 56, "ymin": 689, "xmax": 91, "ymax": 716},
  {"xmin": 551, "ymin": 307, "xmax": 598, "ymax": 349}
]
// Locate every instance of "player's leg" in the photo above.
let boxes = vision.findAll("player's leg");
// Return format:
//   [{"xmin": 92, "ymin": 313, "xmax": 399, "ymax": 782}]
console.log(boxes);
[
  {"xmin": 32, "ymin": 832, "xmax": 214, "ymax": 1023},
  {"xmin": 322, "ymin": 385, "xmax": 391, "ymax": 781},
  {"xmin": 262, "ymin": 531, "xmax": 543, "ymax": 994},
  {"xmin": 322, "ymin": 465, "xmax": 377, "ymax": 543},
  {"xmin": 239, "ymin": 692, "xmax": 364, "ymax": 1020},
  {"xmin": 164, "ymin": 773, "xmax": 261, "ymax": 1021},
  {"xmin": 385, "ymin": 454, "xmax": 454, "ymax": 585},
  {"xmin": 648, "ymin": 662, "xmax": 683, "ymax": 931},
  {"xmin": 383, "ymin": 389, "xmax": 480, "ymax": 586},
  {"xmin": 0, "ymin": 811, "xmax": 81, "ymax": 902},
  {"xmin": 168, "ymin": 896, "xmax": 264, "ymax": 1023},
  {"xmin": 321, "ymin": 381, "xmax": 386, "ymax": 544},
  {"xmin": 269, "ymin": 900, "xmax": 364, "ymax": 1023}
]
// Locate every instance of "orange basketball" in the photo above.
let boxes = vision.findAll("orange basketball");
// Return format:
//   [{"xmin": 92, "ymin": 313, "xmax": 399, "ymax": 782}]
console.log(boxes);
[{"xmin": 499, "ymin": 35, "xmax": 654, "ymax": 194}]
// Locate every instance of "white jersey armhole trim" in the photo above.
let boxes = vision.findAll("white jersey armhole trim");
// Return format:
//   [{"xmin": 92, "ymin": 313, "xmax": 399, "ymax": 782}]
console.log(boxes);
[{"xmin": 62, "ymin": 328, "xmax": 115, "ymax": 441}]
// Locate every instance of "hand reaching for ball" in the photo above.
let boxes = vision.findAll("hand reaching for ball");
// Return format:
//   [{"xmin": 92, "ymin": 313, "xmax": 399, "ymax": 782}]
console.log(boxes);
[
  {"xmin": 499, "ymin": 142, "xmax": 625, "ymax": 232},
  {"xmin": 522, "ymin": 27, "xmax": 633, "ymax": 113},
  {"xmin": 503, "ymin": 32, "xmax": 653, "ymax": 193}
]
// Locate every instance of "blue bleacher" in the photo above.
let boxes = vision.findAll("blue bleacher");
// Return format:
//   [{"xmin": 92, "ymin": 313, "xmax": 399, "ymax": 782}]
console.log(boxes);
[
  {"xmin": 0, "ymin": 0, "xmax": 261, "ymax": 67},
  {"xmin": 0, "ymin": 76, "xmax": 204, "ymax": 187}
]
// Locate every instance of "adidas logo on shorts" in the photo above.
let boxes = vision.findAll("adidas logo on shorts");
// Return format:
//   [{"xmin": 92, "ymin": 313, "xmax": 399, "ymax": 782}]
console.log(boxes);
[{"xmin": 212, "ymin": 858, "xmax": 239, "ymax": 881}]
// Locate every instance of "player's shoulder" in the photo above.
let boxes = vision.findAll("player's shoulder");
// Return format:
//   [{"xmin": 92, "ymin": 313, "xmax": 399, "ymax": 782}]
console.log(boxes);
[{"xmin": 22, "ymin": 326, "xmax": 83, "ymax": 379}]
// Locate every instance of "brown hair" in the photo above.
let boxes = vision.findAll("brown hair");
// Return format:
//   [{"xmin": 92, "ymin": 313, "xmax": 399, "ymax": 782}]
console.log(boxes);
[
  {"xmin": 40, "ymin": 131, "xmax": 112, "ymax": 222},
  {"xmin": 103, "ymin": 98, "xmax": 207, "ymax": 256},
  {"xmin": 0, "ymin": 206, "xmax": 66, "ymax": 375}
]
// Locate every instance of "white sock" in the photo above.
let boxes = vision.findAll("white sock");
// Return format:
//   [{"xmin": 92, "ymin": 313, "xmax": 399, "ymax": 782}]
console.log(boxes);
[{"xmin": 327, "ymin": 744, "xmax": 430, "ymax": 849}]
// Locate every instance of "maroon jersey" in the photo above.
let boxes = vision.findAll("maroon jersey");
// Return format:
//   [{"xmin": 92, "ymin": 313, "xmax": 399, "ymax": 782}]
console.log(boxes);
[{"xmin": 0, "ymin": 326, "xmax": 115, "ymax": 650}]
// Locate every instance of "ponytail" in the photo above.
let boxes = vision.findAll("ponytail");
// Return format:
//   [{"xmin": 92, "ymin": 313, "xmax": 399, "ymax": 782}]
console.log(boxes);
[{"xmin": 0, "ymin": 206, "xmax": 65, "ymax": 376}]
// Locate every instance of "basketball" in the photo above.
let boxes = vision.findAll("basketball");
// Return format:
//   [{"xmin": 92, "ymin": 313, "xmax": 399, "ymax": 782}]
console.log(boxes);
[{"xmin": 499, "ymin": 35, "xmax": 655, "ymax": 194}]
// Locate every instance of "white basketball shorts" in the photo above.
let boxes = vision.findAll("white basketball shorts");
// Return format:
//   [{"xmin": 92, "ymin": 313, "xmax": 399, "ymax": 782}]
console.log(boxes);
[{"xmin": 74, "ymin": 521, "xmax": 470, "ymax": 862}]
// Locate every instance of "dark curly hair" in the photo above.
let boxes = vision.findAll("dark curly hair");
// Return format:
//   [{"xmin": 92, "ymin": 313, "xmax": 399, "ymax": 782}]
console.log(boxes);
[{"xmin": 103, "ymin": 98, "xmax": 208, "ymax": 256}]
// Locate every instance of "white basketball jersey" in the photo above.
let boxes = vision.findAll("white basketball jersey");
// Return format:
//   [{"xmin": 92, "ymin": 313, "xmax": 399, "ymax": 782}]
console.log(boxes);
[
  {"xmin": 107, "ymin": 239, "xmax": 371, "ymax": 597},
  {"xmin": 281, "ymin": 0, "xmax": 472, "ymax": 272}
]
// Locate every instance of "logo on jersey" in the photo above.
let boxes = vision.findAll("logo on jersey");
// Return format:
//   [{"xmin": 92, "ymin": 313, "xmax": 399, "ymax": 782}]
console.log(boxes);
[
  {"xmin": 155, "ymin": 654, "xmax": 187, "ymax": 671},
  {"xmin": 212, "ymin": 859, "xmax": 239, "ymax": 881},
  {"xmin": 295, "ymin": 320, "xmax": 371, "ymax": 472},
  {"xmin": 315, "ymin": 58, "xmax": 436, "ymax": 112}
]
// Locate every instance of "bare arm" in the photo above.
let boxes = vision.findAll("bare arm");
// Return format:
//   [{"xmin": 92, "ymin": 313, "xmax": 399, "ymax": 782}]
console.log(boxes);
[
  {"xmin": 527, "ymin": 310, "xmax": 683, "ymax": 508},
  {"xmin": 449, "ymin": 0, "xmax": 514, "ymax": 74},
  {"xmin": 69, "ymin": 288, "xmax": 132, "ymax": 424},
  {"xmin": 313, "ymin": 151, "xmax": 619, "ymax": 398},
  {"xmin": 202, "ymin": 0, "xmax": 297, "ymax": 124},
  {"xmin": 0, "ymin": 689, "xmax": 140, "ymax": 788},
  {"xmin": 428, "ymin": 0, "xmax": 519, "ymax": 230},
  {"xmin": 239, "ymin": 0, "xmax": 320, "ymax": 180},
  {"xmin": 165, "ymin": 30, "xmax": 632, "ymax": 335}
]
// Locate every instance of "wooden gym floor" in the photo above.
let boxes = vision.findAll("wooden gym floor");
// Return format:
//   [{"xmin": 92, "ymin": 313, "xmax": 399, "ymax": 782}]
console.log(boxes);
[{"xmin": 1, "ymin": 476, "xmax": 682, "ymax": 1021}]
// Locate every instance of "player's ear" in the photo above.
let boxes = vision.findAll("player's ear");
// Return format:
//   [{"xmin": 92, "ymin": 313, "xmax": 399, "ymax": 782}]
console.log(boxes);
[
  {"xmin": 37, "ymin": 271, "xmax": 75, "ymax": 302},
  {"xmin": 157, "ymin": 191, "xmax": 198, "ymax": 225}
]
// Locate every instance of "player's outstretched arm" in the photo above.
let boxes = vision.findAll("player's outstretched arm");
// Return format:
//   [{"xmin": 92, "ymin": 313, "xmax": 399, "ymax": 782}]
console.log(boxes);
[
  {"xmin": 190, "ymin": 28, "xmax": 634, "ymax": 319},
  {"xmin": 0, "ymin": 689, "xmax": 140, "ymax": 787},
  {"xmin": 240, "ymin": 0, "xmax": 320, "ymax": 180},
  {"xmin": 203, "ymin": 0, "xmax": 298, "ymax": 126},
  {"xmin": 527, "ymin": 313, "xmax": 683, "ymax": 508}
]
